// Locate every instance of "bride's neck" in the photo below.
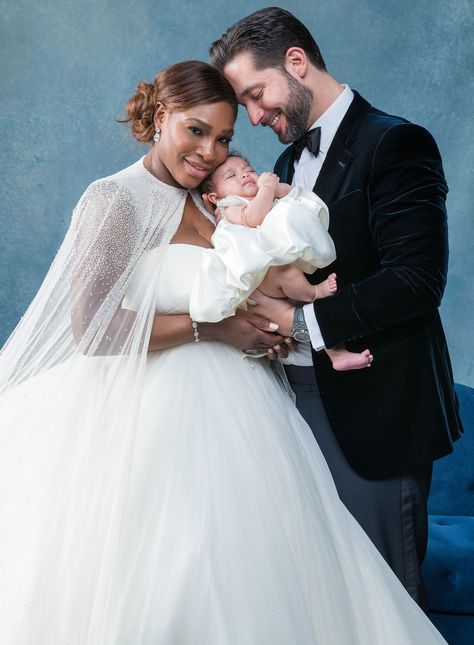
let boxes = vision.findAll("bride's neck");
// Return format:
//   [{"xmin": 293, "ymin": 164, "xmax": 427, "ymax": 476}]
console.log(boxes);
[{"xmin": 143, "ymin": 151, "xmax": 182, "ymax": 189}]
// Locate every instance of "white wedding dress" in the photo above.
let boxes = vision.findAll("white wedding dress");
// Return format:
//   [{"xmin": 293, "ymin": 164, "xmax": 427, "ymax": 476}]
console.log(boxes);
[
  {"xmin": 0, "ymin": 159, "xmax": 446, "ymax": 643},
  {"xmin": 0, "ymin": 244, "xmax": 446, "ymax": 644}
]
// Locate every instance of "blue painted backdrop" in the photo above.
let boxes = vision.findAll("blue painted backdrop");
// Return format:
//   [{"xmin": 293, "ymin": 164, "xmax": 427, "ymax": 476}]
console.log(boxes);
[{"xmin": 1, "ymin": 0, "xmax": 473, "ymax": 385}]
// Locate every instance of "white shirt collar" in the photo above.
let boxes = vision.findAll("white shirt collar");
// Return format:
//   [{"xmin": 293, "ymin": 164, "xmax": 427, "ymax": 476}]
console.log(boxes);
[{"xmin": 308, "ymin": 85, "xmax": 354, "ymax": 154}]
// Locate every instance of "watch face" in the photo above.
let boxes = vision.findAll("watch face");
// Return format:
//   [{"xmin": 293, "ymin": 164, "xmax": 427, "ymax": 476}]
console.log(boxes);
[
  {"xmin": 293, "ymin": 329, "xmax": 310, "ymax": 343},
  {"xmin": 292, "ymin": 307, "xmax": 310, "ymax": 343}
]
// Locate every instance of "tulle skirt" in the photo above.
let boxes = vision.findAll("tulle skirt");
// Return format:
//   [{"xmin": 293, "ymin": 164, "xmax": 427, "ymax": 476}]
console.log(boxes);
[{"xmin": 0, "ymin": 340, "xmax": 446, "ymax": 643}]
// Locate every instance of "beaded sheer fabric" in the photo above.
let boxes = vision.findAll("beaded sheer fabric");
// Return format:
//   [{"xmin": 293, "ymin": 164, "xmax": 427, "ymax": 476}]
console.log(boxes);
[
  {"xmin": 0, "ymin": 157, "xmax": 213, "ymax": 387},
  {"xmin": 0, "ymin": 157, "xmax": 215, "ymax": 638}
]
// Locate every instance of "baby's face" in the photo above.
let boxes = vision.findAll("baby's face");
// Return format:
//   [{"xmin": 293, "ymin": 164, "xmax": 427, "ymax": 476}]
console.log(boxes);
[{"xmin": 210, "ymin": 156, "xmax": 259, "ymax": 200}]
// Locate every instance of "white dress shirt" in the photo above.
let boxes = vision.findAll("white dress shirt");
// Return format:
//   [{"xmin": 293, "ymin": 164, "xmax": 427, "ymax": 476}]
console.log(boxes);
[{"xmin": 281, "ymin": 85, "xmax": 354, "ymax": 366}]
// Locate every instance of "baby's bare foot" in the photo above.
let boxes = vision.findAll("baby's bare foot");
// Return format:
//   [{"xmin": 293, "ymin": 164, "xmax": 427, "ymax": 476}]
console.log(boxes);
[
  {"xmin": 330, "ymin": 348, "xmax": 373, "ymax": 371},
  {"xmin": 314, "ymin": 273, "xmax": 337, "ymax": 299}
]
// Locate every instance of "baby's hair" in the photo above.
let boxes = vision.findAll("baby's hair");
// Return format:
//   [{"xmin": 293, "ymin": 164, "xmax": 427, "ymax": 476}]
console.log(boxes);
[{"xmin": 200, "ymin": 149, "xmax": 251, "ymax": 195}]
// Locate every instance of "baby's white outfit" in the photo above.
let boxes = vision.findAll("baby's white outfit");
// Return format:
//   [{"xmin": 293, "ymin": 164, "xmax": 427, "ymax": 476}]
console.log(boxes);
[{"xmin": 190, "ymin": 187, "xmax": 336, "ymax": 322}]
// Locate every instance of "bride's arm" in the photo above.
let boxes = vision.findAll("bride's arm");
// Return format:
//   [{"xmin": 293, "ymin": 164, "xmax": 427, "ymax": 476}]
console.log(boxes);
[
  {"xmin": 148, "ymin": 309, "xmax": 286, "ymax": 352},
  {"xmin": 71, "ymin": 181, "xmax": 287, "ymax": 356},
  {"xmin": 72, "ymin": 301, "xmax": 289, "ymax": 355}
]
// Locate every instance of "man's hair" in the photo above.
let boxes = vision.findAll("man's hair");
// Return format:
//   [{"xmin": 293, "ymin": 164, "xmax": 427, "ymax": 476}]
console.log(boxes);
[{"xmin": 210, "ymin": 7, "xmax": 326, "ymax": 73}]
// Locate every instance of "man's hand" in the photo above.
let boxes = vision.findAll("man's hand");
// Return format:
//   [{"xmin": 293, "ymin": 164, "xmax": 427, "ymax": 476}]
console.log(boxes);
[
  {"xmin": 199, "ymin": 308, "xmax": 285, "ymax": 350},
  {"xmin": 247, "ymin": 289, "xmax": 295, "ymax": 337}
]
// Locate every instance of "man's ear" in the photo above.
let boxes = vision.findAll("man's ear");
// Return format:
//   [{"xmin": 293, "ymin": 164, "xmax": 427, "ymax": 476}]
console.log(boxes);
[{"xmin": 284, "ymin": 47, "xmax": 308, "ymax": 79}]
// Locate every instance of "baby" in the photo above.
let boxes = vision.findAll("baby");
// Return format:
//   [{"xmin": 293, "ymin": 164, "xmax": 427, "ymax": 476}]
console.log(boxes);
[{"xmin": 202, "ymin": 155, "xmax": 372, "ymax": 371}]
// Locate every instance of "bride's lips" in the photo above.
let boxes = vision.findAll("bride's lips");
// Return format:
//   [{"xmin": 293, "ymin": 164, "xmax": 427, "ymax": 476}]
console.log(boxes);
[{"xmin": 184, "ymin": 158, "xmax": 212, "ymax": 179}]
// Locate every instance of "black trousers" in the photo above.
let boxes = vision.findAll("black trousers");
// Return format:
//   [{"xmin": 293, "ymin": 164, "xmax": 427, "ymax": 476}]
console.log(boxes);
[{"xmin": 284, "ymin": 365, "xmax": 432, "ymax": 608}]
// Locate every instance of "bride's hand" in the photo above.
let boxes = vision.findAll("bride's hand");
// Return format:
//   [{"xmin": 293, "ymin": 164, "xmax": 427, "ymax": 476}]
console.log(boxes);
[
  {"xmin": 267, "ymin": 337, "xmax": 297, "ymax": 360},
  {"xmin": 199, "ymin": 308, "xmax": 285, "ymax": 350},
  {"xmin": 247, "ymin": 290, "xmax": 295, "ymax": 338}
]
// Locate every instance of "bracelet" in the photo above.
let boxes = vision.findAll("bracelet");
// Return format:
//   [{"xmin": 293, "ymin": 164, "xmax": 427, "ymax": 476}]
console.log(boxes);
[
  {"xmin": 240, "ymin": 205, "xmax": 252, "ymax": 227},
  {"xmin": 191, "ymin": 318, "xmax": 200, "ymax": 343}
]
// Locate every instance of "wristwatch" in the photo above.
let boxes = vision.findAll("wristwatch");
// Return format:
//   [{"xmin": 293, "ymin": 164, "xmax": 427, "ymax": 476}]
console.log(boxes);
[{"xmin": 291, "ymin": 306, "xmax": 311, "ymax": 343}]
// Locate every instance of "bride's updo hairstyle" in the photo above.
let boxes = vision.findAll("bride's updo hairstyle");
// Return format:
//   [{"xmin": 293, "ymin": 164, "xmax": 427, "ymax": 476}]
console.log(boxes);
[{"xmin": 122, "ymin": 60, "xmax": 238, "ymax": 143}]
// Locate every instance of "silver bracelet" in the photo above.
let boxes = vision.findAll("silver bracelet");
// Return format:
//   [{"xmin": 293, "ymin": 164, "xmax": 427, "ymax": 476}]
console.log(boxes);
[{"xmin": 191, "ymin": 319, "xmax": 200, "ymax": 343}]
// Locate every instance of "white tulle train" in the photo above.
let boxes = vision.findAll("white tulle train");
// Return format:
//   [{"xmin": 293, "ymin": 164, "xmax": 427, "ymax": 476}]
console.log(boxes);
[{"xmin": 0, "ymin": 244, "xmax": 446, "ymax": 644}]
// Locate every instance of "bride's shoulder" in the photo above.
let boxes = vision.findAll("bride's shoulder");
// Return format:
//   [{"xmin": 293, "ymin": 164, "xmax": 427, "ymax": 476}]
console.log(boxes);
[
  {"xmin": 76, "ymin": 158, "xmax": 147, "ymax": 207},
  {"xmin": 71, "ymin": 162, "xmax": 146, "ymax": 230},
  {"xmin": 76, "ymin": 178, "xmax": 132, "ymax": 215},
  {"xmin": 92, "ymin": 159, "xmax": 144, "ymax": 190}
]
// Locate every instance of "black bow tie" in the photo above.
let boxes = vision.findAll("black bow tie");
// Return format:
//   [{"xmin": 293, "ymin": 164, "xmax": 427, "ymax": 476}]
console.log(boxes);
[{"xmin": 292, "ymin": 127, "xmax": 321, "ymax": 161}]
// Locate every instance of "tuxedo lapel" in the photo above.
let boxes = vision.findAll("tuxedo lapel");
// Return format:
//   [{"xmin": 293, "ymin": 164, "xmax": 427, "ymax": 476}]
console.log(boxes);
[
  {"xmin": 274, "ymin": 147, "xmax": 295, "ymax": 184},
  {"xmin": 314, "ymin": 140, "xmax": 353, "ymax": 205},
  {"xmin": 314, "ymin": 91, "xmax": 371, "ymax": 204}
]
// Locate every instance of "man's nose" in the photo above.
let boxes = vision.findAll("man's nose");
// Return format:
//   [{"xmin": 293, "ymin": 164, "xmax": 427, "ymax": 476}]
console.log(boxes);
[{"xmin": 247, "ymin": 104, "xmax": 264, "ymax": 126}]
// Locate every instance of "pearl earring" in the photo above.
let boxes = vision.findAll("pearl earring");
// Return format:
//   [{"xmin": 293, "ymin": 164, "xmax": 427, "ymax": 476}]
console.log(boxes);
[{"xmin": 153, "ymin": 127, "xmax": 161, "ymax": 142}]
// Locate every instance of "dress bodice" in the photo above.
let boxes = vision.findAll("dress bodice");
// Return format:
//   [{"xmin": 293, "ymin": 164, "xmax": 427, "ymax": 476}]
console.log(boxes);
[
  {"xmin": 123, "ymin": 186, "xmax": 336, "ymax": 324},
  {"xmin": 122, "ymin": 244, "xmax": 206, "ymax": 315}
]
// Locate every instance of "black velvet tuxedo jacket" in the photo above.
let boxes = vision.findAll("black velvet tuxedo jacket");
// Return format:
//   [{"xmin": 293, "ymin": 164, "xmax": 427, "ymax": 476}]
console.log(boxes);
[{"xmin": 275, "ymin": 91, "xmax": 463, "ymax": 479}]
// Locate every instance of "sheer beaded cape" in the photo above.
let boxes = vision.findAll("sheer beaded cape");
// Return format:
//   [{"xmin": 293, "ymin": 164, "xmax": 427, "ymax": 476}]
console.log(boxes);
[
  {"xmin": 0, "ymin": 157, "xmax": 214, "ymax": 388},
  {"xmin": 0, "ymin": 158, "xmax": 215, "ymax": 637}
]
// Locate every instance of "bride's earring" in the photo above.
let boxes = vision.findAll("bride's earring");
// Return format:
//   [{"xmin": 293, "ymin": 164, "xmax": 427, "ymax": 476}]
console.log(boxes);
[{"xmin": 153, "ymin": 127, "xmax": 161, "ymax": 143}]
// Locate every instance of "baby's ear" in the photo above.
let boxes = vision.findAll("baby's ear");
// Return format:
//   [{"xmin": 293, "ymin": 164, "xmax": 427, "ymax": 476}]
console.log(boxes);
[
  {"xmin": 205, "ymin": 192, "xmax": 218, "ymax": 206},
  {"xmin": 201, "ymin": 193, "xmax": 217, "ymax": 215}
]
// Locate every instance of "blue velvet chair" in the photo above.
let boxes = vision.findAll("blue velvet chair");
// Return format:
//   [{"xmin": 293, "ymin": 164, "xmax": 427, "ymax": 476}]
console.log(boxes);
[{"xmin": 423, "ymin": 383, "xmax": 474, "ymax": 644}]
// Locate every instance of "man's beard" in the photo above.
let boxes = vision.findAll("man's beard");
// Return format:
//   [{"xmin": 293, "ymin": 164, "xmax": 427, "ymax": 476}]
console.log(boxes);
[{"xmin": 278, "ymin": 72, "xmax": 314, "ymax": 144}]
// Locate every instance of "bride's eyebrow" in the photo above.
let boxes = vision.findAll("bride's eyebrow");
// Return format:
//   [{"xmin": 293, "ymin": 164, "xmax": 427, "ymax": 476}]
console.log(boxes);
[
  {"xmin": 185, "ymin": 117, "xmax": 211, "ymax": 131},
  {"xmin": 185, "ymin": 118, "xmax": 233, "ymax": 137}
]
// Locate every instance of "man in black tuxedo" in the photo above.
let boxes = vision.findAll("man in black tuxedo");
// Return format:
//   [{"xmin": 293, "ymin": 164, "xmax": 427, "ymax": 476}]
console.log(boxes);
[{"xmin": 210, "ymin": 7, "xmax": 463, "ymax": 606}]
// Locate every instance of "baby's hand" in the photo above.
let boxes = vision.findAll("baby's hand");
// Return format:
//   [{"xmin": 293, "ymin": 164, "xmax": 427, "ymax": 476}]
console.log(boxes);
[
  {"xmin": 257, "ymin": 172, "xmax": 279, "ymax": 191},
  {"xmin": 275, "ymin": 182, "xmax": 292, "ymax": 199}
]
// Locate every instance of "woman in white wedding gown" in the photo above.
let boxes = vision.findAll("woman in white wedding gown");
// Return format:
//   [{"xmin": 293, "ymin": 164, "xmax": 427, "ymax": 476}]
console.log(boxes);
[{"xmin": 0, "ymin": 61, "xmax": 447, "ymax": 644}]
